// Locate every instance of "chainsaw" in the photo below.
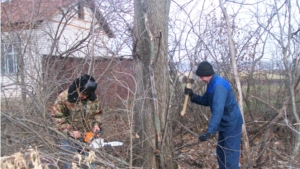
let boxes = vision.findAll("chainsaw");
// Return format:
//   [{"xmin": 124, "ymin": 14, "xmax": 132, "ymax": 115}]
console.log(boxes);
[{"xmin": 83, "ymin": 131, "xmax": 123, "ymax": 149}]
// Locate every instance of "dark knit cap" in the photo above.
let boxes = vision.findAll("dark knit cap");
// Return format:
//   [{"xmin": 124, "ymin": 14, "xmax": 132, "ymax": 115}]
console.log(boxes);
[{"xmin": 196, "ymin": 61, "xmax": 215, "ymax": 76}]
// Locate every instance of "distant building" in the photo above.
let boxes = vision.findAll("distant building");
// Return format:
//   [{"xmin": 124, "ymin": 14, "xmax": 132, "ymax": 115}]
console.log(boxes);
[{"xmin": 1, "ymin": 0, "xmax": 114, "ymax": 98}]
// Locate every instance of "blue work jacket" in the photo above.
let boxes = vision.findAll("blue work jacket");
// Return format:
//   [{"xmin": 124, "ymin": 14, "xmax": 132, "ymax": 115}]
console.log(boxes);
[{"xmin": 191, "ymin": 74, "xmax": 243, "ymax": 134}]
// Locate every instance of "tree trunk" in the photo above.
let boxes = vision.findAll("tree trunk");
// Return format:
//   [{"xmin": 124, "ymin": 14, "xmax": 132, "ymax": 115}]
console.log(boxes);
[
  {"xmin": 283, "ymin": 1, "xmax": 300, "ymax": 166},
  {"xmin": 133, "ymin": 0, "xmax": 173, "ymax": 168},
  {"xmin": 219, "ymin": 0, "xmax": 252, "ymax": 167}
]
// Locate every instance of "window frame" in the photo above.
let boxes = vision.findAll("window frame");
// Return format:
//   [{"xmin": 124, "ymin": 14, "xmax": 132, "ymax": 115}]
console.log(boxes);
[
  {"xmin": 1, "ymin": 42, "xmax": 20, "ymax": 75},
  {"xmin": 1, "ymin": 0, "xmax": 11, "ymax": 3}
]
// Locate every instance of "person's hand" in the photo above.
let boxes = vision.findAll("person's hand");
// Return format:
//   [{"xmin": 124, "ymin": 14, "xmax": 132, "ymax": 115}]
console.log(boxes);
[
  {"xmin": 198, "ymin": 132, "xmax": 213, "ymax": 142},
  {"xmin": 93, "ymin": 125, "xmax": 103, "ymax": 138},
  {"xmin": 184, "ymin": 87, "xmax": 194, "ymax": 97},
  {"xmin": 70, "ymin": 131, "xmax": 82, "ymax": 139},
  {"xmin": 93, "ymin": 124, "xmax": 100, "ymax": 133}
]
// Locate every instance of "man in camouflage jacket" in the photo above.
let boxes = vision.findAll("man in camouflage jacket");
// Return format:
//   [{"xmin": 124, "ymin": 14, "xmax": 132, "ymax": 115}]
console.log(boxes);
[
  {"xmin": 51, "ymin": 74, "xmax": 102, "ymax": 168},
  {"xmin": 52, "ymin": 74, "xmax": 102, "ymax": 138}
]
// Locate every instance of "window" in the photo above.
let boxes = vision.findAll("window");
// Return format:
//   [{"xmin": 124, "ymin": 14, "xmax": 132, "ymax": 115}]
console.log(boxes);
[
  {"xmin": 1, "ymin": 43, "xmax": 19, "ymax": 75},
  {"xmin": 1, "ymin": 0, "xmax": 11, "ymax": 3}
]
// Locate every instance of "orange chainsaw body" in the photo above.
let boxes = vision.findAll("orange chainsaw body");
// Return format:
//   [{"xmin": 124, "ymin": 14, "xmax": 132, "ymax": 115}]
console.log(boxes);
[
  {"xmin": 84, "ymin": 131, "xmax": 102, "ymax": 143},
  {"xmin": 84, "ymin": 132, "xmax": 94, "ymax": 143}
]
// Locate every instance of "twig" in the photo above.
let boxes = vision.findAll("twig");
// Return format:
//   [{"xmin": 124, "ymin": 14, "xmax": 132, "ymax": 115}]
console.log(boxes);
[
  {"xmin": 173, "ymin": 120, "xmax": 198, "ymax": 137},
  {"xmin": 174, "ymin": 141, "xmax": 200, "ymax": 151}
]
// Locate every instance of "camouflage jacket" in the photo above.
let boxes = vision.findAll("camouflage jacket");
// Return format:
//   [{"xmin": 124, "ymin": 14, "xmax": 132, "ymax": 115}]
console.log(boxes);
[{"xmin": 51, "ymin": 90, "xmax": 102, "ymax": 135}]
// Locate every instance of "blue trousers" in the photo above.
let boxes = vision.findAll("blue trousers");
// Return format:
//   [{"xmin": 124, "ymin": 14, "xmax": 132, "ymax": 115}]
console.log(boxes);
[
  {"xmin": 216, "ymin": 125, "xmax": 242, "ymax": 169},
  {"xmin": 59, "ymin": 139, "xmax": 95, "ymax": 169}
]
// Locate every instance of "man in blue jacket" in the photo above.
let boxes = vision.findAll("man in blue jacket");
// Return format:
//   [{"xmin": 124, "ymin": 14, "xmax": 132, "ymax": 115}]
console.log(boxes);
[{"xmin": 185, "ymin": 61, "xmax": 243, "ymax": 169}]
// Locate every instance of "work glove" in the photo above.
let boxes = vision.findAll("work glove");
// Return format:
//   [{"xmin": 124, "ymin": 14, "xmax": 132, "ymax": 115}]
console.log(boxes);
[
  {"xmin": 184, "ymin": 87, "xmax": 194, "ymax": 98},
  {"xmin": 198, "ymin": 132, "xmax": 213, "ymax": 142}
]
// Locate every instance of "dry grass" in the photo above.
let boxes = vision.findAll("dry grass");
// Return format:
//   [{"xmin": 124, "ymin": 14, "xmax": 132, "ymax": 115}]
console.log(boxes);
[
  {"xmin": 1, "ymin": 148, "xmax": 45, "ymax": 169},
  {"xmin": 0, "ymin": 148, "xmax": 97, "ymax": 169}
]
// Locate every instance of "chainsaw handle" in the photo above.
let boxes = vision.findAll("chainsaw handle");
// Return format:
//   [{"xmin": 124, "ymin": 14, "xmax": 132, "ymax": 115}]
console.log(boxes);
[{"xmin": 94, "ymin": 129, "xmax": 103, "ymax": 138}]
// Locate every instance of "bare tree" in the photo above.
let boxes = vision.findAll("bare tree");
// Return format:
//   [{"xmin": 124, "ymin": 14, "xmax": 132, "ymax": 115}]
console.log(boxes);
[
  {"xmin": 1, "ymin": 0, "xmax": 131, "ymax": 168},
  {"xmin": 132, "ymin": 0, "xmax": 174, "ymax": 168},
  {"xmin": 167, "ymin": 0, "xmax": 299, "ymax": 168},
  {"xmin": 251, "ymin": 0, "xmax": 300, "ymax": 167},
  {"xmin": 218, "ymin": 0, "xmax": 251, "ymax": 167},
  {"xmin": 1, "ymin": 0, "xmax": 300, "ymax": 168}
]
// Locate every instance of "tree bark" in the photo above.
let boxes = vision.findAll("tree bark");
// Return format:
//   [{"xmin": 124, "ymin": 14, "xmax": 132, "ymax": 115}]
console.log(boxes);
[{"xmin": 133, "ymin": 0, "xmax": 173, "ymax": 168}]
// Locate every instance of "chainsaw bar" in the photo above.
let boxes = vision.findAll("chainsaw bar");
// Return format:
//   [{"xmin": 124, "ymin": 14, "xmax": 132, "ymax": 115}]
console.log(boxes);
[{"xmin": 90, "ymin": 138, "xmax": 123, "ymax": 149}]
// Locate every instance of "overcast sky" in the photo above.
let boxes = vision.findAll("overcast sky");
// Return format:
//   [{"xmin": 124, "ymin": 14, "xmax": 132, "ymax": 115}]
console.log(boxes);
[{"xmin": 105, "ymin": 0, "xmax": 299, "ymax": 69}]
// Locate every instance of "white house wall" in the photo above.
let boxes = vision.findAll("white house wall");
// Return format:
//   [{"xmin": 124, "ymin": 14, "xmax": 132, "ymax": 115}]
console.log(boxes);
[
  {"xmin": 1, "ymin": 4, "xmax": 112, "ymax": 99},
  {"xmin": 38, "ymin": 6, "xmax": 110, "ymax": 57}
]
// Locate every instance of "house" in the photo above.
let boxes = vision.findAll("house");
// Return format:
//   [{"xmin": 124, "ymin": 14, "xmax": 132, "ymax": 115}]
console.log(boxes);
[{"xmin": 1, "ymin": 0, "xmax": 134, "ymax": 107}]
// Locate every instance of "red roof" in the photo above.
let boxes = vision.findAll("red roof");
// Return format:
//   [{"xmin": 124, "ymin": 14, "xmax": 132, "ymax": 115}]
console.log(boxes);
[
  {"xmin": 1, "ymin": 0, "xmax": 115, "ymax": 37},
  {"xmin": 1, "ymin": 0, "xmax": 73, "ymax": 24}
]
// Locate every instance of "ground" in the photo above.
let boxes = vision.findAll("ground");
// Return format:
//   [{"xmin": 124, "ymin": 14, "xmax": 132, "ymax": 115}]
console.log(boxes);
[
  {"xmin": 100, "ymin": 109, "xmax": 299, "ymax": 169},
  {"xmin": 101, "ymin": 110, "xmax": 221, "ymax": 168},
  {"xmin": 1, "ymin": 104, "xmax": 297, "ymax": 168}
]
